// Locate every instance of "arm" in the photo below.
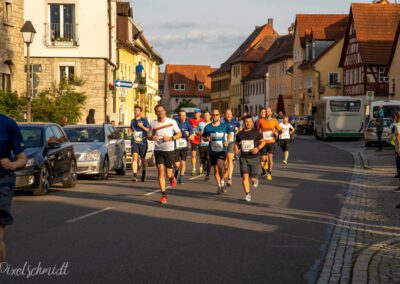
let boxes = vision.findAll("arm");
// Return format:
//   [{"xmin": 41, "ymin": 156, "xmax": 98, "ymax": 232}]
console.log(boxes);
[
  {"xmin": 138, "ymin": 119, "xmax": 150, "ymax": 133},
  {"xmin": 0, "ymin": 152, "xmax": 27, "ymax": 171}
]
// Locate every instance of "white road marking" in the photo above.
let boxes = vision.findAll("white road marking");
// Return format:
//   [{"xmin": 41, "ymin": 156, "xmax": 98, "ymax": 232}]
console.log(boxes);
[
  {"xmin": 66, "ymin": 207, "xmax": 115, "ymax": 223},
  {"xmin": 144, "ymin": 186, "xmax": 171, "ymax": 196},
  {"xmin": 189, "ymin": 174, "xmax": 205, "ymax": 181}
]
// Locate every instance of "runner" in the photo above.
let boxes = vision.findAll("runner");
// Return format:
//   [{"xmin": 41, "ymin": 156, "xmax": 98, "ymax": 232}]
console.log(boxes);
[
  {"xmin": 189, "ymin": 108, "xmax": 204, "ymax": 176},
  {"xmin": 235, "ymin": 115, "xmax": 266, "ymax": 202},
  {"xmin": 257, "ymin": 107, "xmax": 281, "ymax": 180},
  {"xmin": 202, "ymin": 109, "xmax": 232, "ymax": 194},
  {"xmin": 195, "ymin": 111, "xmax": 212, "ymax": 181},
  {"xmin": 174, "ymin": 110, "xmax": 194, "ymax": 184},
  {"xmin": 255, "ymin": 108, "xmax": 267, "ymax": 174},
  {"xmin": 149, "ymin": 105, "xmax": 182, "ymax": 204},
  {"xmin": 223, "ymin": 109, "xmax": 241, "ymax": 187},
  {"xmin": 279, "ymin": 116, "xmax": 295, "ymax": 164},
  {"xmin": 130, "ymin": 106, "xmax": 150, "ymax": 182}
]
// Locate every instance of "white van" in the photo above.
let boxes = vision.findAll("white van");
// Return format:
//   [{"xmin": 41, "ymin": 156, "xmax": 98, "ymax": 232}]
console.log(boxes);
[{"xmin": 369, "ymin": 100, "xmax": 400, "ymax": 119}]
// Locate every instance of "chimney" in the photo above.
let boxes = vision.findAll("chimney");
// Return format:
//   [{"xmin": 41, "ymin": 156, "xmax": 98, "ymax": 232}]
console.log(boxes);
[{"xmin": 268, "ymin": 18, "xmax": 274, "ymax": 28}]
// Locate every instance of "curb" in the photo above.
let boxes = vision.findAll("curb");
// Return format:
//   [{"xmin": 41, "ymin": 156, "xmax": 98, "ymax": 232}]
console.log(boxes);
[
  {"xmin": 352, "ymin": 237, "xmax": 400, "ymax": 284},
  {"xmin": 359, "ymin": 149, "xmax": 395, "ymax": 173}
]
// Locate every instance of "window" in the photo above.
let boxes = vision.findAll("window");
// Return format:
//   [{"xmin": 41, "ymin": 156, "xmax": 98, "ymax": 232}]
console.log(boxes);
[
  {"xmin": 198, "ymin": 83, "xmax": 204, "ymax": 91},
  {"xmin": 379, "ymin": 67, "xmax": 388, "ymax": 83},
  {"xmin": 328, "ymin": 73, "xmax": 340, "ymax": 87},
  {"xmin": 330, "ymin": 100, "xmax": 361, "ymax": 112},
  {"xmin": 59, "ymin": 66, "xmax": 75, "ymax": 82},
  {"xmin": 174, "ymin": 83, "xmax": 185, "ymax": 91},
  {"xmin": 0, "ymin": 63, "xmax": 11, "ymax": 90},
  {"xmin": 45, "ymin": 127, "xmax": 57, "ymax": 144},
  {"xmin": 51, "ymin": 126, "xmax": 67, "ymax": 143},
  {"xmin": 4, "ymin": 0, "xmax": 12, "ymax": 25},
  {"xmin": 49, "ymin": 4, "xmax": 76, "ymax": 43},
  {"xmin": 392, "ymin": 78, "xmax": 396, "ymax": 95}
]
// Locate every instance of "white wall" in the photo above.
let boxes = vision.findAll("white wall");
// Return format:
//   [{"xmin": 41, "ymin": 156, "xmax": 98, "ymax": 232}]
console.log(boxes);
[
  {"xmin": 248, "ymin": 78, "xmax": 267, "ymax": 114},
  {"xmin": 24, "ymin": 0, "xmax": 116, "ymax": 61}
]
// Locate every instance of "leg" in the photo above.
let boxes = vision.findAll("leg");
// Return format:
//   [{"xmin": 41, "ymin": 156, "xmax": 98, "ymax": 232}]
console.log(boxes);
[
  {"xmin": 216, "ymin": 158, "xmax": 225, "ymax": 185},
  {"xmin": 157, "ymin": 164, "xmax": 166, "ymax": 193},
  {"xmin": 284, "ymin": 151, "xmax": 289, "ymax": 162},
  {"xmin": 0, "ymin": 225, "xmax": 5, "ymax": 263},
  {"xmin": 396, "ymin": 153, "xmax": 400, "ymax": 177},
  {"xmin": 132, "ymin": 153, "xmax": 139, "ymax": 174},
  {"xmin": 268, "ymin": 153, "xmax": 274, "ymax": 173},
  {"xmin": 180, "ymin": 161, "xmax": 186, "ymax": 176},
  {"xmin": 191, "ymin": 144, "xmax": 197, "ymax": 175},
  {"xmin": 242, "ymin": 173, "xmax": 250, "ymax": 194},
  {"xmin": 227, "ymin": 152, "xmax": 234, "ymax": 180}
]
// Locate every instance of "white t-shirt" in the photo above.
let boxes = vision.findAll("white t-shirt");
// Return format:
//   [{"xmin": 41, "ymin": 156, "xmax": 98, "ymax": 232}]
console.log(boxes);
[
  {"xmin": 151, "ymin": 118, "xmax": 181, "ymax": 151},
  {"xmin": 279, "ymin": 123, "xmax": 294, "ymax": 140}
]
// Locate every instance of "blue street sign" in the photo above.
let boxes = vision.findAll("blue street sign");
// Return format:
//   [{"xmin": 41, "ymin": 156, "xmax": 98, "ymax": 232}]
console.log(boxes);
[{"xmin": 114, "ymin": 80, "xmax": 133, "ymax": 89}]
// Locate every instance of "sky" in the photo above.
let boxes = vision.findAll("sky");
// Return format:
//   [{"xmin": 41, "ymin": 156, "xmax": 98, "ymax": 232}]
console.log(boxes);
[{"xmin": 130, "ymin": 0, "xmax": 371, "ymax": 71}]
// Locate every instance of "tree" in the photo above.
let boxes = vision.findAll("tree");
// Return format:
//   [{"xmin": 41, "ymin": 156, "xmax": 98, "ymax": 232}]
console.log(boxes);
[
  {"xmin": 174, "ymin": 99, "xmax": 197, "ymax": 113},
  {"xmin": 0, "ymin": 90, "xmax": 26, "ymax": 121},
  {"xmin": 32, "ymin": 79, "xmax": 87, "ymax": 124}
]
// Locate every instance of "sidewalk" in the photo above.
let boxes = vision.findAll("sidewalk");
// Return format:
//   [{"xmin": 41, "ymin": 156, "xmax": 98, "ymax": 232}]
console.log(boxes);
[{"xmin": 360, "ymin": 147, "xmax": 397, "ymax": 175}]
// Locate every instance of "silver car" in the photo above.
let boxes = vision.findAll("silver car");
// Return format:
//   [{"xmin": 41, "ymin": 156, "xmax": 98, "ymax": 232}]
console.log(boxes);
[
  {"xmin": 63, "ymin": 124, "xmax": 126, "ymax": 179},
  {"xmin": 115, "ymin": 126, "xmax": 155, "ymax": 167},
  {"xmin": 364, "ymin": 118, "xmax": 393, "ymax": 147}
]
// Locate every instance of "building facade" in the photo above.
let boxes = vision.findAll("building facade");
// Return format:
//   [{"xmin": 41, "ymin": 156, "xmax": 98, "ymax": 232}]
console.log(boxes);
[
  {"xmin": 24, "ymin": 0, "xmax": 118, "ymax": 123},
  {"xmin": 0, "ymin": 0, "xmax": 25, "ymax": 94},
  {"xmin": 388, "ymin": 21, "xmax": 400, "ymax": 98}
]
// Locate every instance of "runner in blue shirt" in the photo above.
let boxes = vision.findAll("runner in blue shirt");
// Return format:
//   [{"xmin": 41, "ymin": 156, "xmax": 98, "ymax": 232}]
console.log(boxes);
[
  {"xmin": 223, "ymin": 109, "xmax": 241, "ymax": 187},
  {"xmin": 202, "ymin": 109, "xmax": 232, "ymax": 194},
  {"xmin": 195, "ymin": 110, "xmax": 212, "ymax": 181},
  {"xmin": 174, "ymin": 110, "xmax": 194, "ymax": 184},
  {"xmin": 130, "ymin": 106, "xmax": 150, "ymax": 182}
]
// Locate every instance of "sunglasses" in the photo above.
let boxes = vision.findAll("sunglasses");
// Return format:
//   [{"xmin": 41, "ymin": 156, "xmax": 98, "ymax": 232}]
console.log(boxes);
[{"xmin": 212, "ymin": 114, "xmax": 220, "ymax": 116}]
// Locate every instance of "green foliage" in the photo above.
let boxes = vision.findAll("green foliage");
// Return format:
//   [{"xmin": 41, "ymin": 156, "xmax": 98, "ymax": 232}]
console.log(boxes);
[
  {"xmin": 32, "ymin": 79, "xmax": 86, "ymax": 124},
  {"xmin": 0, "ymin": 90, "xmax": 26, "ymax": 121},
  {"xmin": 174, "ymin": 99, "xmax": 197, "ymax": 113}
]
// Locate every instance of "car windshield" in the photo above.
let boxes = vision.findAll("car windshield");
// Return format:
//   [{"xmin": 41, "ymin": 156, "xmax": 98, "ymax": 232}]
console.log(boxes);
[
  {"xmin": 330, "ymin": 100, "xmax": 361, "ymax": 112},
  {"xmin": 19, "ymin": 127, "xmax": 43, "ymax": 148},
  {"xmin": 116, "ymin": 127, "xmax": 132, "ymax": 140},
  {"xmin": 368, "ymin": 119, "xmax": 393, "ymax": 128},
  {"xmin": 64, "ymin": 127, "xmax": 105, "ymax": 143}
]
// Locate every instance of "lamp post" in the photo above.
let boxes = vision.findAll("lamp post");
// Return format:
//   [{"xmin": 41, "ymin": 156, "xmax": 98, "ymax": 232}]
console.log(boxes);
[{"xmin": 21, "ymin": 21, "xmax": 36, "ymax": 122}]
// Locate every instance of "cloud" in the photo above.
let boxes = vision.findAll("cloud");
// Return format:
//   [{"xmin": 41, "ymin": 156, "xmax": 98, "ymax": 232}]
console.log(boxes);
[{"xmin": 159, "ymin": 21, "xmax": 203, "ymax": 29}]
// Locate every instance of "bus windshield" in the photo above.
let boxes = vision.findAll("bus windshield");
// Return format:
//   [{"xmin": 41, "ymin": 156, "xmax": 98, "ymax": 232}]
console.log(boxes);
[{"xmin": 330, "ymin": 100, "xmax": 361, "ymax": 112}]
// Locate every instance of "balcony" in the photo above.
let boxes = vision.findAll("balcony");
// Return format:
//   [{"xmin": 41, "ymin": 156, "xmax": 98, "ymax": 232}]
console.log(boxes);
[{"xmin": 44, "ymin": 23, "xmax": 79, "ymax": 47}]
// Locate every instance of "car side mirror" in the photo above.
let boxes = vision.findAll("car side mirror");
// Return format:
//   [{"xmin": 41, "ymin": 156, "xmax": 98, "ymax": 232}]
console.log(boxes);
[{"xmin": 48, "ymin": 141, "xmax": 62, "ymax": 149}]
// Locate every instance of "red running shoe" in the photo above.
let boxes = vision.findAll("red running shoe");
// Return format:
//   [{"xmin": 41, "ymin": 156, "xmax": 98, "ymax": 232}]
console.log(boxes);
[
  {"xmin": 160, "ymin": 195, "xmax": 168, "ymax": 204},
  {"xmin": 170, "ymin": 179, "xmax": 177, "ymax": 188}
]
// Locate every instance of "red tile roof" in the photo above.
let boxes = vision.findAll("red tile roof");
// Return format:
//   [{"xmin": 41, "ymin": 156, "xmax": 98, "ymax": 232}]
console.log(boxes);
[{"xmin": 165, "ymin": 65, "xmax": 214, "ymax": 97}]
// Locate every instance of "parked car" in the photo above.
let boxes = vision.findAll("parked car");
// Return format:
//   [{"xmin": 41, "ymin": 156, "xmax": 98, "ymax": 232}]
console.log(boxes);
[
  {"xmin": 15, "ymin": 123, "xmax": 77, "ymax": 195},
  {"xmin": 364, "ymin": 118, "xmax": 393, "ymax": 147},
  {"xmin": 114, "ymin": 125, "xmax": 155, "ymax": 168},
  {"xmin": 63, "ymin": 124, "xmax": 126, "ymax": 179}
]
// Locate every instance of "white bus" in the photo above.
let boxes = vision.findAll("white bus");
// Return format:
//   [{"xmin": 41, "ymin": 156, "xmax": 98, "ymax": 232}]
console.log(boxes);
[
  {"xmin": 370, "ymin": 100, "xmax": 400, "ymax": 120},
  {"xmin": 314, "ymin": 96, "xmax": 365, "ymax": 139}
]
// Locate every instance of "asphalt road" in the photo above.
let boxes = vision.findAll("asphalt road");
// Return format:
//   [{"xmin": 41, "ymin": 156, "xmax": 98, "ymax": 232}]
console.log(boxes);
[{"xmin": 1, "ymin": 137, "xmax": 355, "ymax": 284}]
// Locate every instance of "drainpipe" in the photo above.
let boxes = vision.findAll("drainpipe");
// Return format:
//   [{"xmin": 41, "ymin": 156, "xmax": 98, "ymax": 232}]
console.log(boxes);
[
  {"xmin": 106, "ymin": 0, "xmax": 117, "ymax": 123},
  {"xmin": 264, "ymin": 72, "xmax": 269, "ymax": 108}
]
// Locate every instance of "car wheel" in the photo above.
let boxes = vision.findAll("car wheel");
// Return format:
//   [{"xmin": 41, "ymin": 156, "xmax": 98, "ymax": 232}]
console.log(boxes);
[
  {"xmin": 99, "ymin": 157, "xmax": 109, "ymax": 180},
  {"xmin": 62, "ymin": 160, "xmax": 77, "ymax": 188},
  {"xmin": 33, "ymin": 166, "xmax": 50, "ymax": 196},
  {"xmin": 116, "ymin": 155, "xmax": 127, "ymax": 175}
]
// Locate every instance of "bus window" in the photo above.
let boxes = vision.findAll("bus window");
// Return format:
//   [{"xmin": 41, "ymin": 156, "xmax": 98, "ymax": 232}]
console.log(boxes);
[{"xmin": 330, "ymin": 101, "xmax": 361, "ymax": 112}]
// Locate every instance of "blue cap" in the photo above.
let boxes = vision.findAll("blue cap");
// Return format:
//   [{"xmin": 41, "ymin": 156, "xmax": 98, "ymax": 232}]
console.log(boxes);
[{"xmin": 194, "ymin": 108, "xmax": 201, "ymax": 113}]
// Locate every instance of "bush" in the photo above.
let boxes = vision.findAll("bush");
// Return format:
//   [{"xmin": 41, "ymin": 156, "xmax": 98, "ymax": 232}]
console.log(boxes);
[{"xmin": 0, "ymin": 90, "xmax": 26, "ymax": 121}]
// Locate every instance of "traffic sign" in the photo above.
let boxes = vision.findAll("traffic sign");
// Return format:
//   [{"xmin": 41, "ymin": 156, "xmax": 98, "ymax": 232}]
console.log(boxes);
[
  {"xmin": 114, "ymin": 80, "xmax": 133, "ymax": 89},
  {"xmin": 366, "ymin": 91, "xmax": 374, "ymax": 101}
]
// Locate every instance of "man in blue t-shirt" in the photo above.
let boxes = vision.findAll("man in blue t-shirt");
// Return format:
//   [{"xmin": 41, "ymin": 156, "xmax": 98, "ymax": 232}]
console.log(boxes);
[
  {"xmin": 130, "ymin": 106, "xmax": 150, "ymax": 182},
  {"xmin": 174, "ymin": 110, "xmax": 194, "ymax": 184},
  {"xmin": 202, "ymin": 109, "xmax": 232, "ymax": 194},
  {"xmin": 0, "ymin": 114, "xmax": 27, "ymax": 263},
  {"xmin": 223, "ymin": 109, "xmax": 241, "ymax": 187},
  {"xmin": 136, "ymin": 62, "xmax": 145, "ymax": 83}
]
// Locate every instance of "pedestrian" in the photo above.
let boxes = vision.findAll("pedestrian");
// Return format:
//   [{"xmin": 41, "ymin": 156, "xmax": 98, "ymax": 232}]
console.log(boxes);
[
  {"xmin": 257, "ymin": 107, "xmax": 281, "ymax": 180},
  {"xmin": 393, "ymin": 112, "xmax": 400, "ymax": 192},
  {"xmin": 86, "ymin": 109, "xmax": 96, "ymax": 124},
  {"xmin": 376, "ymin": 116, "xmax": 384, "ymax": 151},
  {"xmin": 0, "ymin": 114, "xmax": 27, "ymax": 263},
  {"xmin": 111, "ymin": 120, "xmax": 116, "ymax": 126},
  {"xmin": 235, "ymin": 115, "xmax": 266, "ymax": 202},
  {"xmin": 149, "ymin": 105, "xmax": 182, "ymax": 204},
  {"xmin": 130, "ymin": 106, "xmax": 150, "ymax": 182},
  {"xmin": 196, "ymin": 111, "xmax": 212, "ymax": 181},
  {"xmin": 279, "ymin": 116, "xmax": 295, "ymax": 164},
  {"xmin": 59, "ymin": 116, "xmax": 68, "ymax": 127},
  {"xmin": 223, "ymin": 109, "xmax": 241, "ymax": 187},
  {"xmin": 174, "ymin": 110, "xmax": 194, "ymax": 184},
  {"xmin": 189, "ymin": 108, "xmax": 204, "ymax": 176},
  {"xmin": 202, "ymin": 109, "xmax": 233, "ymax": 194},
  {"xmin": 277, "ymin": 111, "xmax": 284, "ymax": 124}
]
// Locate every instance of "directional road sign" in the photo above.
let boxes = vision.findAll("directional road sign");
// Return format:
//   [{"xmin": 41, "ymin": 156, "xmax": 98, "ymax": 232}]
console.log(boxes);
[{"xmin": 114, "ymin": 80, "xmax": 133, "ymax": 89}]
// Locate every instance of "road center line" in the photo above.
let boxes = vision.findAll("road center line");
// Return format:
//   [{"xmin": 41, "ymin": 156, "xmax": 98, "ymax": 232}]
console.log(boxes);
[
  {"xmin": 144, "ymin": 186, "xmax": 171, "ymax": 196},
  {"xmin": 189, "ymin": 174, "xmax": 205, "ymax": 181},
  {"xmin": 66, "ymin": 207, "xmax": 115, "ymax": 223}
]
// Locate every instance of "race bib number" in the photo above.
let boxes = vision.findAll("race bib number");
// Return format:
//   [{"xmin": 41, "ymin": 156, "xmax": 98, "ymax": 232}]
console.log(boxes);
[
  {"xmin": 242, "ymin": 140, "xmax": 254, "ymax": 153},
  {"xmin": 211, "ymin": 140, "xmax": 224, "ymax": 152},
  {"xmin": 176, "ymin": 138, "xmax": 188, "ymax": 149},
  {"xmin": 263, "ymin": 131, "xmax": 273, "ymax": 140},
  {"xmin": 134, "ymin": 132, "xmax": 143, "ymax": 143}
]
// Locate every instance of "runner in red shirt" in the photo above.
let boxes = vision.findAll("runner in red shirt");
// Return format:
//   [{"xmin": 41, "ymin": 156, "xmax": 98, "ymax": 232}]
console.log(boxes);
[{"xmin": 189, "ymin": 108, "xmax": 204, "ymax": 176}]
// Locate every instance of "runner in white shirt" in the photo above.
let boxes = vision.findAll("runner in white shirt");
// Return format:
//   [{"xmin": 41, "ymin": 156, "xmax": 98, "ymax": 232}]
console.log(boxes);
[
  {"xmin": 149, "ymin": 105, "xmax": 182, "ymax": 204},
  {"xmin": 279, "ymin": 117, "xmax": 295, "ymax": 164}
]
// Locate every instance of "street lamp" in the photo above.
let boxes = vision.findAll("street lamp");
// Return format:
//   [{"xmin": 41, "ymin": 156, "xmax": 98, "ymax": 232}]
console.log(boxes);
[{"xmin": 21, "ymin": 21, "xmax": 36, "ymax": 122}]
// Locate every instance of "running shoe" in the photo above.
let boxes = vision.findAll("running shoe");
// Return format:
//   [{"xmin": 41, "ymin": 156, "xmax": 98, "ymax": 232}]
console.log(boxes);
[
  {"xmin": 174, "ymin": 169, "xmax": 180, "ymax": 179},
  {"xmin": 283, "ymin": 160, "xmax": 287, "ymax": 165},
  {"xmin": 199, "ymin": 167, "xmax": 203, "ymax": 175},
  {"xmin": 227, "ymin": 178, "xmax": 232, "ymax": 187},
  {"xmin": 221, "ymin": 180, "xmax": 227, "ymax": 193},
  {"xmin": 141, "ymin": 170, "xmax": 147, "ymax": 182},
  {"xmin": 263, "ymin": 161, "xmax": 269, "ymax": 171},
  {"xmin": 178, "ymin": 175, "xmax": 184, "ymax": 184},
  {"xmin": 245, "ymin": 194, "xmax": 252, "ymax": 202},
  {"xmin": 267, "ymin": 173, "xmax": 272, "ymax": 181},
  {"xmin": 191, "ymin": 169, "xmax": 196, "ymax": 176},
  {"xmin": 170, "ymin": 179, "xmax": 177, "ymax": 188},
  {"xmin": 252, "ymin": 179, "xmax": 259, "ymax": 189},
  {"xmin": 217, "ymin": 185, "xmax": 222, "ymax": 195},
  {"xmin": 160, "ymin": 194, "xmax": 168, "ymax": 204},
  {"xmin": 132, "ymin": 174, "xmax": 138, "ymax": 182}
]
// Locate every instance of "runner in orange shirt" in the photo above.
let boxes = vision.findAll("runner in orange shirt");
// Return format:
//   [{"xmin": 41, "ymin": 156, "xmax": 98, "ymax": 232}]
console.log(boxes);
[{"xmin": 257, "ymin": 108, "xmax": 281, "ymax": 180}]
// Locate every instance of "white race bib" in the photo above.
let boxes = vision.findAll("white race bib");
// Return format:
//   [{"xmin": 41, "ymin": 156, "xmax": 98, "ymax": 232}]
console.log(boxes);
[
  {"xmin": 242, "ymin": 140, "xmax": 254, "ymax": 153},
  {"xmin": 263, "ymin": 131, "xmax": 273, "ymax": 140},
  {"xmin": 211, "ymin": 140, "xmax": 224, "ymax": 152},
  {"xmin": 176, "ymin": 138, "xmax": 188, "ymax": 149},
  {"xmin": 134, "ymin": 132, "xmax": 143, "ymax": 143}
]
